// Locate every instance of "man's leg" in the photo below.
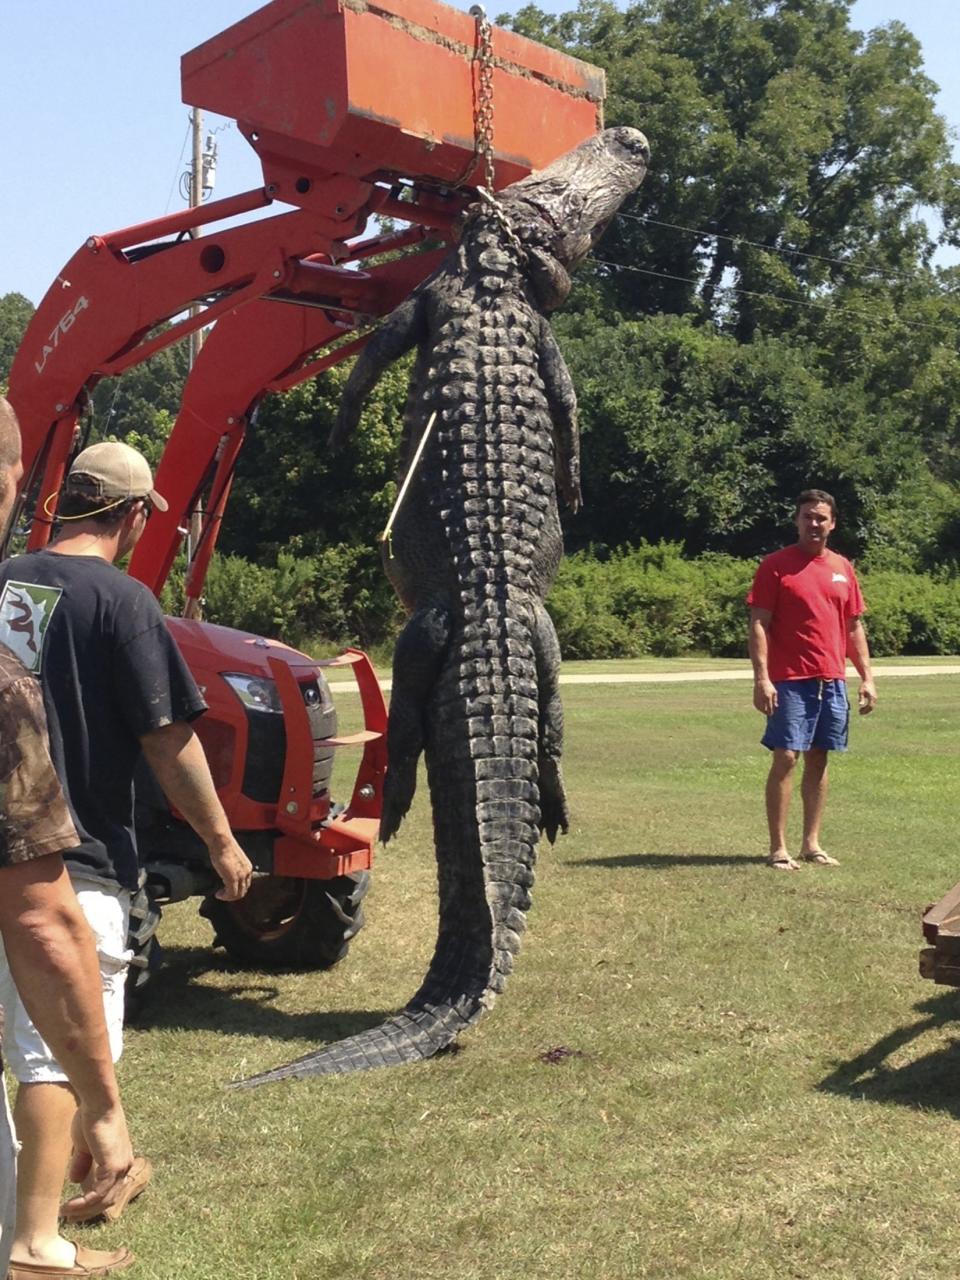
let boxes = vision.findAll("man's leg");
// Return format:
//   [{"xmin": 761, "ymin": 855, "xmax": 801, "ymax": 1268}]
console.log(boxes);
[
  {"xmin": 0, "ymin": 937, "xmax": 79, "ymax": 1268},
  {"xmin": 800, "ymin": 680, "xmax": 847, "ymax": 866},
  {"xmin": 9, "ymin": 1080, "xmax": 131, "ymax": 1274},
  {"xmin": 765, "ymin": 748, "xmax": 800, "ymax": 869},
  {"xmin": 6, "ymin": 882, "xmax": 136, "ymax": 1271},
  {"xmin": 800, "ymin": 748, "xmax": 829, "ymax": 856},
  {"xmin": 10, "ymin": 1081, "xmax": 78, "ymax": 1269},
  {"xmin": 1, "ymin": 1077, "xmax": 17, "ymax": 1275}
]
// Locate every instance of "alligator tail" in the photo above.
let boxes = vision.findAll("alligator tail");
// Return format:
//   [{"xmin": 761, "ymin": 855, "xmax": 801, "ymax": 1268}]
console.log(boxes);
[
  {"xmin": 233, "ymin": 608, "xmax": 540, "ymax": 1086},
  {"xmin": 235, "ymin": 247, "xmax": 550, "ymax": 1088}
]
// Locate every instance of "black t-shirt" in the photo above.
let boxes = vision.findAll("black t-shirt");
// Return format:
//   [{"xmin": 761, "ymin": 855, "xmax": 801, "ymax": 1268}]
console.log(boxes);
[{"xmin": 0, "ymin": 550, "xmax": 206, "ymax": 890}]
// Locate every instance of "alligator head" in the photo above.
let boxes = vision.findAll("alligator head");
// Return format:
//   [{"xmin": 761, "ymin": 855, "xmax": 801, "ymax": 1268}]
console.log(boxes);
[{"xmin": 472, "ymin": 125, "xmax": 651, "ymax": 310}]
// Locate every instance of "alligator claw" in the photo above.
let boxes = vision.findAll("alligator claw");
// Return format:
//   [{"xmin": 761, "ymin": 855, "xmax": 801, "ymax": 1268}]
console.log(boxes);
[
  {"xmin": 538, "ymin": 758, "xmax": 569, "ymax": 843},
  {"xmin": 380, "ymin": 761, "xmax": 417, "ymax": 842}
]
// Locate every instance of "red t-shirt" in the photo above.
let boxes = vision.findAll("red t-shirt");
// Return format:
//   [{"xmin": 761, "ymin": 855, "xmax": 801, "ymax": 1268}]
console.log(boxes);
[{"xmin": 746, "ymin": 545, "xmax": 864, "ymax": 683}]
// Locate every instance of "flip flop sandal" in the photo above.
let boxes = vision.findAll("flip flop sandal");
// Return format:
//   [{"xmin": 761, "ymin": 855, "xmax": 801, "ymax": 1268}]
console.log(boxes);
[
  {"xmin": 767, "ymin": 852, "xmax": 800, "ymax": 871},
  {"xmin": 801, "ymin": 850, "xmax": 839, "ymax": 866},
  {"xmin": 7, "ymin": 1242, "xmax": 135, "ymax": 1278}
]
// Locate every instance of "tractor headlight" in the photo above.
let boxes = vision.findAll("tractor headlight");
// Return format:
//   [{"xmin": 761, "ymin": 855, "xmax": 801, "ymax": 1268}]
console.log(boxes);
[{"xmin": 222, "ymin": 672, "xmax": 284, "ymax": 714}]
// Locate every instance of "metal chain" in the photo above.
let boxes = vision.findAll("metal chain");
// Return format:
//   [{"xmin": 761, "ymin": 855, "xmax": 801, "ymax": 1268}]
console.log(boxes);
[
  {"xmin": 474, "ymin": 188, "xmax": 526, "ymax": 261},
  {"xmin": 469, "ymin": 5, "xmax": 496, "ymax": 197},
  {"xmin": 466, "ymin": 7, "xmax": 527, "ymax": 263}
]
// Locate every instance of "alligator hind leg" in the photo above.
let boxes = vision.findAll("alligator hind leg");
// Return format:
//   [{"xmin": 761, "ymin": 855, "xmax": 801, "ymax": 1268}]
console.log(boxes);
[
  {"xmin": 381, "ymin": 605, "xmax": 451, "ymax": 843},
  {"xmin": 531, "ymin": 602, "xmax": 569, "ymax": 842}
]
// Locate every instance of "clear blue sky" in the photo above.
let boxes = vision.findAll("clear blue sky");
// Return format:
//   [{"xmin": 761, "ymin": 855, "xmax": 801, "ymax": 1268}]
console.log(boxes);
[{"xmin": 2, "ymin": 0, "xmax": 956, "ymax": 307}]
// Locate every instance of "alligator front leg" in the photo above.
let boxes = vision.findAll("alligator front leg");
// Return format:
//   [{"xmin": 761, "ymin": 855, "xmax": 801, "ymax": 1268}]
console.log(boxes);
[
  {"xmin": 538, "ymin": 317, "xmax": 581, "ymax": 513},
  {"xmin": 531, "ymin": 601, "xmax": 569, "ymax": 843},
  {"xmin": 381, "ymin": 605, "xmax": 451, "ymax": 843},
  {"xmin": 329, "ymin": 292, "xmax": 428, "ymax": 449}
]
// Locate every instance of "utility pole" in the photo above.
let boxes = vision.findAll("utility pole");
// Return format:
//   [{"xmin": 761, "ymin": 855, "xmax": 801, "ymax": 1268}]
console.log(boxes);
[
  {"xmin": 188, "ymin": 107, "xmax": 205, "ymax": 370},
  {"xmin": 184, "ymin": 108, "xmax": 205, "ymax": 619}
]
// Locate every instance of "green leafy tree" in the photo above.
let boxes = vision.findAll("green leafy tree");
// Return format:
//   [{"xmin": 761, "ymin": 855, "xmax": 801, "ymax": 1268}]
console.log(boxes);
[
  {"xmin": 88, "ymin": 341, "xmax": 190, "ymax": 461},
  {"xmin": 506, "ymin": 0, "xmax": 958, "ymax": 339},
  {"xmin": 0, "ymin": 292, "xmax": 35, "ymax": 388},
  {"xmin": 558, "ymin": 308, "xmax": 946, "ymax": 566},
  {"xmin": 221, "ymin": 358, "xmax": 411, "ymax": 644}
]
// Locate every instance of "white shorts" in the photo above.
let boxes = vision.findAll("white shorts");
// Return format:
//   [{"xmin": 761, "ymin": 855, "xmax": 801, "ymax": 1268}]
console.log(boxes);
[
  {"xmin": 0, "ymin": 1077, "xmax": 16, "ymax": 1274},
  {"xmin": 0, "ymin": 876, "xmax": 132, "ymax": 1085}
]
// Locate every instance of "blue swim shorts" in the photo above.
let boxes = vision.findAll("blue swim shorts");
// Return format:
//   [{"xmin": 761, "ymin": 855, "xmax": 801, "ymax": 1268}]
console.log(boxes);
[{"xmin": 761, "ymin": 678, "xmax": 849, "ymax": 753}]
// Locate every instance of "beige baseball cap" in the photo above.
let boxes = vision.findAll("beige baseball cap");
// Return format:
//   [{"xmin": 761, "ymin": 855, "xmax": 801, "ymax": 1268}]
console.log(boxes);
[{"xmin": 67, "ymin": 441, "xmax": 168, "ymax": 512}]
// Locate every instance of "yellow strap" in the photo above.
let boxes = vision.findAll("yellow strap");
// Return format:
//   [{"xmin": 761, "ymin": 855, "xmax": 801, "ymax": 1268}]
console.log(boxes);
[
  {"xmin": 380, "ymin": 412, "xmax": 437, "ymax": 560},
  {"xmin": 43, "ymin": 492, "xmax": 129, "ymax": 521}
]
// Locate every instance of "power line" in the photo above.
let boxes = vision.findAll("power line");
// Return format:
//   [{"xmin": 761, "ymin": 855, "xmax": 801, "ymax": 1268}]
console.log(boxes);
[
  {"xmin": 615, "ymin": 209, "xmax": 958, "ymax": 288},
  {"xmin": 164, "ymin": 119, "xmax": 192, "ymax": 216},
  {"xmin": 618, "ymin": 210, "xmax": 877, "ymax": 272},
  {"xmin": 592, "ymin": 257, "xmax": 958, "ymax": 337}
]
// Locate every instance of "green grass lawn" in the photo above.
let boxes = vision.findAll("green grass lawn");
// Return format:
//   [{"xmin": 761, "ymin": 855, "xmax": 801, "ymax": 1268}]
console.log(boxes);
[{"xmin": 75, "ymin": 671, "xmax": 960, "ymax": 1278}]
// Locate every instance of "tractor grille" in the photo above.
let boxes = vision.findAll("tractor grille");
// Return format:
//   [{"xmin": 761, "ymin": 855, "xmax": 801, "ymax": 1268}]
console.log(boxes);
[{"xmin": 240, "ymin": 678, "xmax": 337, "ymax": 805}]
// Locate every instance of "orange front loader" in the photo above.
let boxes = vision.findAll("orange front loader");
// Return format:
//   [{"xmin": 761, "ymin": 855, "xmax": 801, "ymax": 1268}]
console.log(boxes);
[{"xmin": 4, "ymin": 0, "xmax": 606, "ymax": 992}]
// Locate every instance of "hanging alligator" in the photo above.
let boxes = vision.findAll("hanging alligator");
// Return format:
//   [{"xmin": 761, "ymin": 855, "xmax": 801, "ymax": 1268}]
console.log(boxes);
[{"xmin": 238, "ymin": 125, "xmax": 650, "ymax": 1086}]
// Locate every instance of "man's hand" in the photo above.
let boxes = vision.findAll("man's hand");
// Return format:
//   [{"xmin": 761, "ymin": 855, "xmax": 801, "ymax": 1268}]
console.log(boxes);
[
  {"xmin": 858, "ymin": 679, "xmax": 878, "ymax": 715},
  {"xmin": 210, "ymin": 835, "xmax": 253, "ymax": 901},
  {"xmin": 61, "ymin": 1102, "xmax": 134, "ymax": 1222},
  {"xmin": 753, "ymin": 679, "xmax": 778, "ymax": 716},
  {"xmin": 141, "ymin": 723, "xmax": 253, "ymax": 900}
]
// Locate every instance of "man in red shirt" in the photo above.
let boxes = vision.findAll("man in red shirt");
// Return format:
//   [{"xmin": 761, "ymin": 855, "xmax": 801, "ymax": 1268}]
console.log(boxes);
[{"xmin": 747, "ymin": 490, "xmax": 877, "ymax": 870}]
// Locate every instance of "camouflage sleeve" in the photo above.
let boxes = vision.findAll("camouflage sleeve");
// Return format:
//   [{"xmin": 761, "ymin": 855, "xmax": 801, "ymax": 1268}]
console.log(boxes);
[{"xmin": 0, "ymin": 676, "xmax": 78, "ymax": 867}]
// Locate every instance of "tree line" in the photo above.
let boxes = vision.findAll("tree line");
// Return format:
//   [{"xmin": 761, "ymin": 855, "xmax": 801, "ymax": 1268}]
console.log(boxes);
[{"xmin": 3, "ymin": 0, "xmax": 959, "ymax": 654}]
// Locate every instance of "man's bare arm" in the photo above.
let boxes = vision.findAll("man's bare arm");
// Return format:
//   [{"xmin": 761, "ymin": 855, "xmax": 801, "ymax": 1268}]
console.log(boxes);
[
  {"xmin": 140, "ymin": 722, "xmax": 253, "ymax": 900},
  {"xmin": 846, "ymin": 617, "xmax": 877, "ymax": 714},
  {"xmin": 0, "ymin": 854, "xmax": 133, "ymax": 1214},
  {"xmin": 748, "ymin": 607, "xmax": 777, "ymax": 715}
]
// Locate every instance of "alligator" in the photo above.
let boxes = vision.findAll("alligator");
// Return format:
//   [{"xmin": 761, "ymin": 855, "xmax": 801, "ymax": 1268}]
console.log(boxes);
[{"xmin": 239, "ymin": 126, "xmax": 650, "ymax": 1085}]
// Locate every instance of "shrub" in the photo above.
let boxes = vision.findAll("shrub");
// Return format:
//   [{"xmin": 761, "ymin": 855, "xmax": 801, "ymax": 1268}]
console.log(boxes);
[
  {"xmin": 201, "ymin": 551, "xmax": 317, "ymax": 647},
  {"xmin": 170, "ymin": 543, "xmax": 960, "ymax": 663},
  {"xmin": 548, "ymin": 545, "xmax": 960, "ymax": 661},
  {"xmin": 548, "ymin": 543, "xmax": 754, "ymax": 659},
  {"xmin": 860, "ymin": 569, "xmax": 960, "ymax": 656}
]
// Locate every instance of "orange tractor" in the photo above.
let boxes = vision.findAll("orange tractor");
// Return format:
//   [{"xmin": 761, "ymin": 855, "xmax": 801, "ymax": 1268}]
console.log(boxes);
[{"xmin": 3, "ymin": 0, "xmax": 607, "ymax": 1001}]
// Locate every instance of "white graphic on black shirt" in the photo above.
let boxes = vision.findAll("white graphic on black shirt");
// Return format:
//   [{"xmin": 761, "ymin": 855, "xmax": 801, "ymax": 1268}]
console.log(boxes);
[{"xmin": 0, "ymin": 581, "xmax": 63, "ymax": 673}]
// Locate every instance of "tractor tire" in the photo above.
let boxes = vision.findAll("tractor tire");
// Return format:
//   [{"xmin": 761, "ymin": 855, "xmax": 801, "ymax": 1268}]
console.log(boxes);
[
  {"xmin": 124, "ymin": 884, "xmax": 163, "ymax": 1022},
  {"xmin": 202, "ymin": 871, "xmax": 369, "ymax": 970}
]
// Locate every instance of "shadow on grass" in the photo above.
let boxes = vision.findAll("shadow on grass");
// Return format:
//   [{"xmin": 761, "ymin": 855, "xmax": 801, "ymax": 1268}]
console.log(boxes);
[
  {"xmin": 819, "ymin": 989, "xmax": 960, "ymax": 1117},
  {"xmin": 130, "ymin": 944, "xmax": 392, "ymax": 1044},
  {"xmin": 569, "ymin": 851, "xmax": 762, "ymax": 870}
]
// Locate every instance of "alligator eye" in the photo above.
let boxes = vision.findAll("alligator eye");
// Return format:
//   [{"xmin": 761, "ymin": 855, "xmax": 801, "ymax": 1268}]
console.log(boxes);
[{"xmin": 609, "ymin": 127, "xmax": 650, "ymax": 163}]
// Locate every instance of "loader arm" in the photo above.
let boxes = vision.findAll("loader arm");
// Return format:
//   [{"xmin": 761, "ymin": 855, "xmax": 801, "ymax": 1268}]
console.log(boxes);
[
  {"xmin": 129, "ymin": 238, "xmax": 448, "ymax": 598},
  {"xmin": 3, "ymin": 189, "xmax": 459, "ymax": 560},
  {"xmin": 6, "ymin": 0, "xmax": 603, "ymax": 570}
]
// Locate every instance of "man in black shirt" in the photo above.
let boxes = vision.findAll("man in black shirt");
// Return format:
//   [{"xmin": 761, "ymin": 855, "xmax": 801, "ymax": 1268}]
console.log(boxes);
[
  {"xmin": 0, "ymin": 399, "xmax": 134, "ymax": 1277},
  {"xmin": 0, "ymin": 439, "xmax": 252, "ymax": 1273}
]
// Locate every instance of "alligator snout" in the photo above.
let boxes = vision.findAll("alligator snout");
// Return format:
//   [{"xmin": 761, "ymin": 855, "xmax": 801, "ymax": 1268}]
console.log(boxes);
[{"xmin": 607, "ymin": 125, "xmax": 651, "ymax": 168}]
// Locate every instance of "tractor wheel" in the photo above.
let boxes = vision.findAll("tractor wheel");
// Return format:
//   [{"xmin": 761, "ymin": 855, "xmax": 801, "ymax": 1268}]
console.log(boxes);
[
  {"xmin": 124, "ymin": 884, "xmax": 163, "ymax": 1022},
  {"xmin": 202, "ymin": 871, "xmax": 369, "ymax": 970}
]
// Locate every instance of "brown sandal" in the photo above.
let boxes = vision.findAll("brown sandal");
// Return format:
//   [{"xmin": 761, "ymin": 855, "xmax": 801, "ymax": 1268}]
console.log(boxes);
[
  {"xmin": 767, "ymin": 851, "xmax": 800, "ymax": 871},
  {"xmin": 801, "ymin": 850, "xmax": 839, "ymax": 866},
  {"xmin": 7, "ymin": 1242, "xmax": 135, "ymax": 1278}
]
